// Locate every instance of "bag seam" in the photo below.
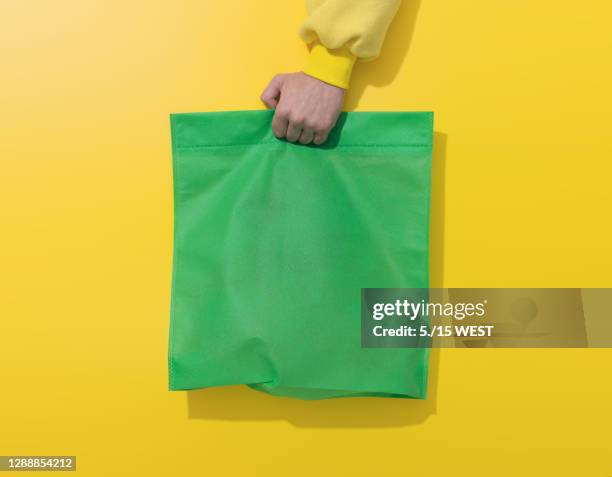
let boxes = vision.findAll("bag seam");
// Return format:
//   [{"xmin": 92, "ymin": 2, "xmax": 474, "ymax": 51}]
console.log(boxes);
[{"xmin": 175, "ymin": 143, "xmax": 432, "ymax": 150}]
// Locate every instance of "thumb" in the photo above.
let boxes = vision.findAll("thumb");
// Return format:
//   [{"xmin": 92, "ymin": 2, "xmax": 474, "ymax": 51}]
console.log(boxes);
[{"xmin": 260, "ymin": 74, "xmax": 285, "ymax": 109}]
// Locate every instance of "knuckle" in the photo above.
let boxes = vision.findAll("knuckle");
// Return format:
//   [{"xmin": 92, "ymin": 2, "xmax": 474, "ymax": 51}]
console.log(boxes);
[
  {"xmin": 314, "ymin": 134, "xmax": 328, "ymax": 145},
  {"xmin": 318, "ymin": 119, "xmax": 333, "ymax": 131},
  {"xmin": 276, "ymin": 108, "xmax": 290, "ymax": 119},
  {"xmin": 290, "ymin": 115, "xmax": 305, "ymax": 125},
  {"xmin": 304, "ymin": 119, "xmax": 318, "ymax": 130}
]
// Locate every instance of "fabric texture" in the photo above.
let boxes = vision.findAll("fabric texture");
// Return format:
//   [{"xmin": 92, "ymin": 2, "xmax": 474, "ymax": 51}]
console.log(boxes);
[
  {"xmin": 169, "ymin": 110, "xmax": 433, "ymax": 400},
  {"xmin": 300, "ymin": 0, "xmax": 401, "ymax": 88}
]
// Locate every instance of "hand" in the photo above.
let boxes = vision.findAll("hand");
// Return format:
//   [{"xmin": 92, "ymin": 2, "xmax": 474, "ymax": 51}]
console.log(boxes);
[{"xmin": 261, "ymin": 72, "xmax": 345, "ymax": 145}]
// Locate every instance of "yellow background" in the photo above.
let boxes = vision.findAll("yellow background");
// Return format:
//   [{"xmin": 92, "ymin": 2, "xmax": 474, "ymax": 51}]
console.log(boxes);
[{"xmin": 1, "ymin": 1, "xmax": 611, "ymax": 475}]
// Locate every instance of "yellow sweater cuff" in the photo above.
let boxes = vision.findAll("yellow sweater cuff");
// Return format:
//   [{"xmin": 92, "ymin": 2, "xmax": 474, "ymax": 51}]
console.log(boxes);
[{"xmin": 303, "ymin": 43, "xmax": 356, "ymax": 89}]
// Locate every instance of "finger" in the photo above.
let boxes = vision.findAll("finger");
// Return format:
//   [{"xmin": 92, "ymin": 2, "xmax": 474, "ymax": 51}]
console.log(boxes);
[
  {"xmin": 272, "ymin": 111, "xmax": 289, "ymax": 138},
  {"xmin": 286, "ymin": 122, "xmax": 302, "ymax": 143},
  {"xmin": 260, "ymin": 75, "xmax": 284, "ymax": 109},
  {"xmin": 313, "ymin": 131, "xmax": 329, "ymax": 145},
  {"xmin": 298, "ymin": 128, "xmax": 314, "ymax": 145}
]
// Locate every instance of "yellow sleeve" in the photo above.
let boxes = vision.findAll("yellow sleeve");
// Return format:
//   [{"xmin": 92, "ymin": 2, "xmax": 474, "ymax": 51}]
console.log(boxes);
[{"xmin": 300, "ymin": 0, "xmax": 401, "ymax": 89}]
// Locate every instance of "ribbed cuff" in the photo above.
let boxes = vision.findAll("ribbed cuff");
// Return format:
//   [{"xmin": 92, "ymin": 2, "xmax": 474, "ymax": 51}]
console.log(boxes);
[{"xmin": 303, "ymin": 42, "xmax": 356, "ymax": 89}]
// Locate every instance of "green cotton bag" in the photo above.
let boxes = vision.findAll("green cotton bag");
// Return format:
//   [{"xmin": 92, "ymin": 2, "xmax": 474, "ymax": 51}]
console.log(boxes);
[{"xmin": 169, "ymin": 110, "xmax": 433, "ymax": 400}]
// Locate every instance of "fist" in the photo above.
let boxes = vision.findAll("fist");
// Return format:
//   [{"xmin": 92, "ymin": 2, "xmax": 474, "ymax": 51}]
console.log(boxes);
[{"xmin": 261, "ymin": 72, "xmax": 345, "ymax": 145}]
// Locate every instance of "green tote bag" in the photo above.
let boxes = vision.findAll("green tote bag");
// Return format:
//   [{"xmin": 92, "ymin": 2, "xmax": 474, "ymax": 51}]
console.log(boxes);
[{"xmin": 169, "ymin": 110, "xmax": 433, "ymax": 400}]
